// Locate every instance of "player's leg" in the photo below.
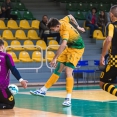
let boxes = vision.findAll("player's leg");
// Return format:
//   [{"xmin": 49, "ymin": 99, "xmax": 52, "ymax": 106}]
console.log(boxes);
[
  {"xmin": 30, "ymin": 47, "xmax": 67, "ymax": 96},
  {"xmin": 44, "ymin": 62, "xmax": 65, "ymax": 89},
  {"xmin": 62, "ymin": 48, "xmax": 84, "ymax": 106},
  {"xmin": 30, "ymin": 62, "xmax": 65, "ymax": 96},
  {"xmin": 99, "ymin": 65, "xmax": 117, "ymax": 96},
  {"xmin": 62, "ymin": 65, "xmax": 74, "ymax": 107},
  {"xmin": 0, "ymin": 88, "xmax": 15, "ymax": 109}
]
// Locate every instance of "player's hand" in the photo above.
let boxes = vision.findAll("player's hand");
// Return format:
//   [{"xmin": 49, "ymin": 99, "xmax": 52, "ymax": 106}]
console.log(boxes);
[
  {"xmin": 100, "ymin": 56, "xmax": 105, "ymax": 66},
  {"xmin": 50, "ymin": 58, "xmax": 57, "ymax": 68},
  {"xmin": 77, "ymin": 26, "xmax": 85, "ymax": 33},
  {"xmin": 20, "ymin": 80, "xmax": 28, "ymax": 89}
]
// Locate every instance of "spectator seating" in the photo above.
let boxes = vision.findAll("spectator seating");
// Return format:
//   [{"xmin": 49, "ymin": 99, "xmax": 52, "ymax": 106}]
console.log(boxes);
[
  {"xmin": 66, "ymin": 3, "xmax": 76, "ymax": 11},
  {"xmin": 19, "ymin": 20, "xmax": 32, "ymax": 29},
  {"xmin": 7, "ymin": 51, "xmax": 20, "ymax": 62},
  {"xmin": 98, "ymin": 3, "xmax": 110, "ymax": 12},
  {"xmin": 6, "ymin": 50, "xmax": 54, "ymax": 63},
  {"xmin": 11, "ymin": 11, "xmax": 23, "ymax": 20},
  {"xmin": 74, "ymin": 11, "xmax": 85, "ymax": 20},
  {"xmin": 7, "ymin": 20, "xmax": 20, "ymax": 29},
  {"xmin": 60, "ymin": 0, "xmax": 116, "ymax": 3},
  {"xmin": 31, "ymin": 20, "xmax": 40, "ymax": 29},
  {"xmin": 87, "ymin": 3, "xmax": 98, "ymax": 10},
  {"xmin": 0, "ymin": 19, "xmax": 40, "ymax": 30},
  {"xmin": 23, "ymin": 40, "xmax": 37, "ymax": 50},
  {"xmin": 23, "ymin": 11, "xmax": 36, "ymax": 20},
  {"xmin": 10, "ymin": 40, "xmax": 24, "ymax": 51},
  {"xmin": 46, "ymin": 51, "xmax": 55, "ymax": 62},
  {"xmin": 0, "ymin": 20, "xmax": 8, "ymax": 29},
  {"xmin": 93, "ymin": 30, "xmax": 106, "ymax": 40},
  {"xmin": 36, "ymin": 40, "xmax": 47, "ymax": 50},
  {"xmin": 27, "ymin": 30, "xmax": 41, "ymax": 40},
  {"xmin": 65, "ymin": 2, "xmax": 111, "ymax": 12},
  {"xmin": 19, "ymin": 51, "xmax": 33, "ymax": 62},
  {"xmin": 14, "ymin": 2, "xmax": 27, "ymax": 11},
  {"xmin": 73, "ymin": 60, "xmax": 95, "ymax": 84},
  {"xmin": 48, "ymin": 40, "xmax": 59, "ymax": 50},
  {"xmin": 4, "ymin": 41, "xmax": 11, "ymax": 51},
  {"xmin": 3, "ymin": 30, "xmax": 16, "ymax": 40},
  {"xmin": 75, "ymin": 3, "xmax": 88, "ymax": 11},
  {"xmin": 83, "ymin": 21, "xmax": 90, "ymax": 30},
  {"xmin": 15, "ymin": 30, "xmax": 28, "ymax": 40},
  {"xmin": 32, "ymin": 51, "xmax": 42, "ymax": 62}
]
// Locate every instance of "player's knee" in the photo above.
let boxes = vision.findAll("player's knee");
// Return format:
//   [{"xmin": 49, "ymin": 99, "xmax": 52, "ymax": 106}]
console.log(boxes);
[
  {"xmin": 99, "ymin": 81, "xmax": 104, "ymax": 88},
  {"xmin": 65, "ymin": 67, "xmax": 73, "ymax": 77},
  {"xmin": 55, "ymin": 62, "xmax": 64, "ymax": 73}
]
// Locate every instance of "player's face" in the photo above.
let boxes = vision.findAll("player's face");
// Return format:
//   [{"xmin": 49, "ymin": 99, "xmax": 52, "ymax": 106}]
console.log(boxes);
[
  {"xmin": 0, "ymin": 45, "xmax": 4, "ymax": 52},
  {"xmin": 50, "ymin": 25, "xmax": 60, "ymax": 32}
]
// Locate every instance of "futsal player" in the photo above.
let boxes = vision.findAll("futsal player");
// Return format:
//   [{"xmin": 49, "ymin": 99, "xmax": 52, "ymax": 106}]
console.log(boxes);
[
  {"xmin": 30, "ymin": 14, "xmax": 85, "ymax": 106},
  {"xmin": 0, "ymin": 39, "xmax": 28, "ymax": 109},
  {"xmin": 100, "ymin": 5, "xmax": 117, "ymax": 96}
]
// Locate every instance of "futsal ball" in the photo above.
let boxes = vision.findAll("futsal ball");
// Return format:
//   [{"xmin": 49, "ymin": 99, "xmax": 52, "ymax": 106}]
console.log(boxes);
[{"xmin": 8, "ymin": 84, "xmax": 19, "ymax": 95}]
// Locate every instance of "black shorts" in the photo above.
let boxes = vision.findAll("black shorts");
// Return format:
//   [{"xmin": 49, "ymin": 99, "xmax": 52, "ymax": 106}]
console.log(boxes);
[
  {"xmin": 0, "ymin": 88, "xmax": 15, "ymax": 109},
  {"xmin": 100, "ymin": 65, "xmax": 117, "ymax": 83}
]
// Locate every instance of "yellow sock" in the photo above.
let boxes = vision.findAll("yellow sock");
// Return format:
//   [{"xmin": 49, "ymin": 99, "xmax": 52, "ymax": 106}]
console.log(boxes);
[
  {"xmin": 45, "ymin": 73, "xmax": 60, "ymax": 89},
  {"xmin": 66, "ymin": 77, "xmax": 74, "ymax": 93}
]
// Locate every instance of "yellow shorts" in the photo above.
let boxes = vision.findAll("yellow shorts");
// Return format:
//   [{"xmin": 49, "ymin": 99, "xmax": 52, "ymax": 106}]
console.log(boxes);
[{"xmin": 58, "ymin": 48, "xmax": 84, "ymax": 68}]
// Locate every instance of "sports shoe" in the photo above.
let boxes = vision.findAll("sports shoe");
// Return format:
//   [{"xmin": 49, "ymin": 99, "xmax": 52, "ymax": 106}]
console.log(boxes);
[
  {"xmin": 30, "ymin": 89, "xmax": 46, "ymax": 97},
  {"xmin": 62, "ymin": 98, "xmax": 71, "ymax": 107}
]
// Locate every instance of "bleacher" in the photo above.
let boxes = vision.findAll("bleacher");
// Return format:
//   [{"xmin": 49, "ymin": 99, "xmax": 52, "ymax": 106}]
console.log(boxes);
[
  {"xmin": 0, "ymin": 0, "xmax": 65, "ymax": 84},
  {"xmin": 1, "ymin": 0, "xmax": 114, "ymax": 84}
]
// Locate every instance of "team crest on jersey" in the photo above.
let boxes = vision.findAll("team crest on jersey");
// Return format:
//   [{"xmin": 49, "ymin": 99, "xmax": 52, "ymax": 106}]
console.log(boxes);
[{"xmin": 9, "ymin": 95, "xmax": 14, "ymax": 101}]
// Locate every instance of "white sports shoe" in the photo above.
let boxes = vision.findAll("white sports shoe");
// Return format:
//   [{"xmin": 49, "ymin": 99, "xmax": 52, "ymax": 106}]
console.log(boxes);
[
  {"xmin": 30, "ymin": 89, "xmax": 46, "ymax": 97},
  {"xmin": 62, "ymin": 98, "xmax": 71, "ymax": 107}
]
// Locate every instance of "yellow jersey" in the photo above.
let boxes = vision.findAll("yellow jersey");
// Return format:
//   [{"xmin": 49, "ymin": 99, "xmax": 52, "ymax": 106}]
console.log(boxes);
[{"xmin": 59, "ymin": 16, "xmax": 84, "ymax": 49}]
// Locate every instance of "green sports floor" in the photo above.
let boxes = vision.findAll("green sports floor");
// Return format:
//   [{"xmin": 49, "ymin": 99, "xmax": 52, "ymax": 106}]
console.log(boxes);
[{"xmin": 8, "ymin": 85, "xmax": 116, "ymax": 117}]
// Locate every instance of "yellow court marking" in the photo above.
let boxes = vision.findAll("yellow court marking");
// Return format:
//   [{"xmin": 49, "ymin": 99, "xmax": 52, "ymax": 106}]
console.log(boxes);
[{"xmin": 0, "ymin": 107, "xmax": 79, "ymax": 117}]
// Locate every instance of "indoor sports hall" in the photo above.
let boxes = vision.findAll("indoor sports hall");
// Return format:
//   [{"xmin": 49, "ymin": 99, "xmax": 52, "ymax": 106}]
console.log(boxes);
[{"xmin": 0, "ymin": 0, "xmax": 117, "ymax": 117}]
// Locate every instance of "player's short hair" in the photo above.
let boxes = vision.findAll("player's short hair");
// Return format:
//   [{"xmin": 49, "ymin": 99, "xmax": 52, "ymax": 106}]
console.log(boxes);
[
  {"xmin": 47, "ymin": 18, "xmax": 60, "ymax": 29},
  {"xmin": 0, "ymin": 39, "xmax": 4, "ymax": 46},
  {"xmin": 110, "ymin": 5, "xmax": 117, "ymax": 17}
]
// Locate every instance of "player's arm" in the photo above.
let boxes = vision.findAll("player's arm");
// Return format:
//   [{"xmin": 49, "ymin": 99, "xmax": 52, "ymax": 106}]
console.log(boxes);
[
  {"xmin": 50, "ymin": 40, "xmax": 67, "ymax": 67},
  {"xmin": 68, "ymin": 14, "xmax": 85, "ymax": 32},
  {"xmin": 54, "ymin": 40, "xmax": 67, "ymax": 59},
  {"xmin": 6, "ymin": 55, "xmax": 28, "ymax": 88},
  {"xmin": 100, "ymin": 24, "xmax": 114, "ymax": 65}
]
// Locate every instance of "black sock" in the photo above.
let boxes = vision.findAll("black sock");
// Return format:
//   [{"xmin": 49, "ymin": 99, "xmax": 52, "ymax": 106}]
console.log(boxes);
[{"xmin": 102, "ymin": 83, "xmax": 117, "ymax": 96}]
